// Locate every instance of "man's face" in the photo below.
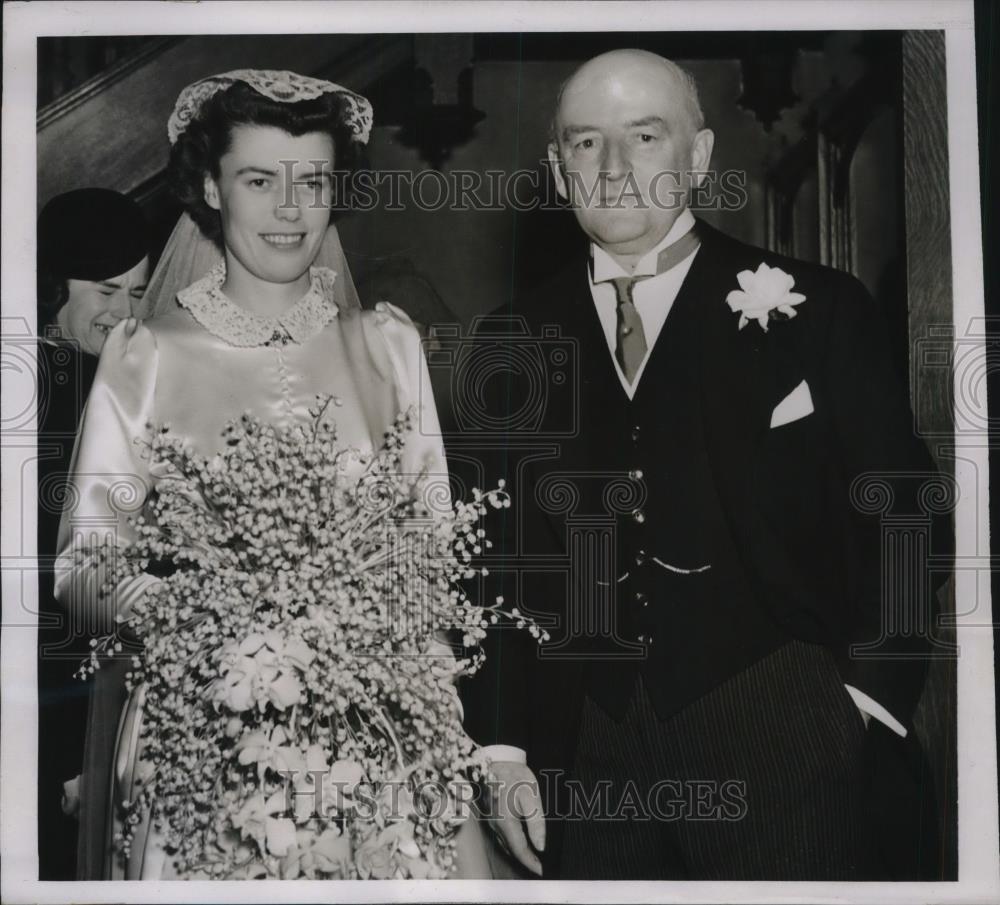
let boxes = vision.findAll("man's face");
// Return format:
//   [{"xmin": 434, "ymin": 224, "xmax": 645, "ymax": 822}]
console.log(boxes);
[
  {"xmin": 205, "ymin": 125, "xmax": 334, "ymax": 289},
  {"xmin": 549, "ymin": 55, "xmax": 713, "ymax": 258},
  {"xmin": 56, "ymin": 256, "xmax": 149, "ymax": 356}
]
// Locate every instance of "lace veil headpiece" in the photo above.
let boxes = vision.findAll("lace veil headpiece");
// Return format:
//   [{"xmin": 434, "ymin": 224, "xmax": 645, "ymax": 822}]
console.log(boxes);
[{"xmin": 167, "ymin": 69, "xmax": 373, "ymax": 146}]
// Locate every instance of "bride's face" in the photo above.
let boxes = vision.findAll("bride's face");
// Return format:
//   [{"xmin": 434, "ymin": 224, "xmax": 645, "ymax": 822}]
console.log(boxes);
[{"xmin": 204, "ymin": 125, "xmax": 334, "ymax": 286}]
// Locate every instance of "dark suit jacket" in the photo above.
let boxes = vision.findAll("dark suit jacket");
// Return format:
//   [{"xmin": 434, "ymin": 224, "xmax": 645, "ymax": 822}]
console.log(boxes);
[{"xmin": 458, "ymin": 219, "xmax": 952, "ymax": 779}]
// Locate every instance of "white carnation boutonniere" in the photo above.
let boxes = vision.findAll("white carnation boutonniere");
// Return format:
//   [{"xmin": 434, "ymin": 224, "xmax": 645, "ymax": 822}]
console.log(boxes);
[{"xmin": 725, "ymin": 262, "xmax": 806, "ymax": 332}]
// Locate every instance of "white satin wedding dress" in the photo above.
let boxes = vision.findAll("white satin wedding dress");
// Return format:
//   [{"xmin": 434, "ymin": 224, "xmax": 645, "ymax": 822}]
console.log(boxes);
[{"xmin": 55, "ymin": 260, "xmax": 490, "ymax": 879}]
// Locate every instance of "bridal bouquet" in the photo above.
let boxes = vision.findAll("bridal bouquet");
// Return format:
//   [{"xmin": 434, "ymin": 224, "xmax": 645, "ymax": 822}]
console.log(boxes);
[{"xmin": 83, "ymin": 399, "xmax": 541, "ymax": 879}]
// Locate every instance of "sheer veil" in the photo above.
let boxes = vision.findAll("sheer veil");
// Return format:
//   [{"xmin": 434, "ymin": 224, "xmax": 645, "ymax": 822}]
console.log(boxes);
[{"xmin": 136, "ymin": 212, "xmax": 362, "ymax": 319}]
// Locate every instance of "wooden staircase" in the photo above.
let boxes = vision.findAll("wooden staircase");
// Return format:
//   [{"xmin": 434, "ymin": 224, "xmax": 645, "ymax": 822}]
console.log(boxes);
[{"xmin": 37, "ymin": 34, "xmax": 412, "ymax": 210}]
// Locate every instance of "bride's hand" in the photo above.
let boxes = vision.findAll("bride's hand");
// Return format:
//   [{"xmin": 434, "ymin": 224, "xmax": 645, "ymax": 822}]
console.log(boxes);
[{"xmin": 485, "ymin": 760, "xmax": 545, "ymax": 876}]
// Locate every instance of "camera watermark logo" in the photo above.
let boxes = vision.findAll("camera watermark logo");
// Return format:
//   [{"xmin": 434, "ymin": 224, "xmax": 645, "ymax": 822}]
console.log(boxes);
[{"xmin": 422, "ymin": 316, "xmax": 579, "ymax": 440}]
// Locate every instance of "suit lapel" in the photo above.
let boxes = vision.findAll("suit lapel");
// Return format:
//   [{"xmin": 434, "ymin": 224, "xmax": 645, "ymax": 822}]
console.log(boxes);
[
  {"xmin": 522, "ymin": 263, "xmax": 629, "ymax": 545},
  {"xmin": 544, "ymin": 262, "xmax": 630, "ymax": 459},
  {"xmin": 690, "ymin": 225, "xmax": 775, "ymax": 536},
  {"xmin": 628, "ymin": 222, "xmax": 773, "ymax": 458}
]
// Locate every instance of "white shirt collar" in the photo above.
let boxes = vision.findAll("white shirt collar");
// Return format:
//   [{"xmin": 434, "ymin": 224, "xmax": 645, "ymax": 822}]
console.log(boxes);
[{"xmin": 590, "ymin": 208, "xmax": 697, "ymax": 284}]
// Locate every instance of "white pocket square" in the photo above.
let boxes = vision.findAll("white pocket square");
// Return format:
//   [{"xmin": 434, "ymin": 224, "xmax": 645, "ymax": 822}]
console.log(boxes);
[{"xmin": 770, "ymin": 379, "xmax": 814, "ymax": 428}]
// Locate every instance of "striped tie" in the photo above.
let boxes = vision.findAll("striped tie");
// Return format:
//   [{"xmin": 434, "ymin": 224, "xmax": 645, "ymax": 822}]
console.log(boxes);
[
  {"xmin": 600, "ymin": 223, "xmax": 702, "ymax": 385},
  {"xmin": 610, "ymin": 276, "xmax": 649, "ymax": 383}
]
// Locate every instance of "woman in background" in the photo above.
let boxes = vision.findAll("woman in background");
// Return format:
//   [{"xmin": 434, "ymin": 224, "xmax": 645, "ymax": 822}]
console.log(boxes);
[{"xmin": 36, "ymin": 188, "xmax": 150, "ymax": 879}]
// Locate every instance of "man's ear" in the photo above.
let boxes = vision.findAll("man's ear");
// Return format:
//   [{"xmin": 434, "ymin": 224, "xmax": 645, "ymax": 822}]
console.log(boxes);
[
  {"xmin": 689, "ymin": 128, "xmax": 715, "ymax": 187},
  {"xmin": 547, "ymin": 142, "xmax": 569, "ymax": 201},
  {"xmin": 204, "ymin": 175, "xmax": 221, "ymax": 211}
]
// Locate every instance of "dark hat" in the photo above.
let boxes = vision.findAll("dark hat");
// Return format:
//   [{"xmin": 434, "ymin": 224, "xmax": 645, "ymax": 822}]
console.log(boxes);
[{"xmin": 38, "ymin": 188, "xmax": 149, "ymax": 281}]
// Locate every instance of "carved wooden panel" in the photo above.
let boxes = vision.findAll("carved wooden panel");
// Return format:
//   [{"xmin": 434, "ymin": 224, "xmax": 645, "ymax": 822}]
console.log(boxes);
[
  {"xmin": 817, "ymin": 130, "xmax": 854, "ymax": 273},
  {"xmin": 901, "ymin": 28, "xmax": 956, "ymax": 880},
  {"xmin": 902, "ymin": 30, "xmax": 953, "ymax": 443}
]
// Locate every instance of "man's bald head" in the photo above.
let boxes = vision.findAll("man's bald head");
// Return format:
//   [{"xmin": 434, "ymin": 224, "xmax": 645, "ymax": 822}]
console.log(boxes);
[
  {"xmin": 553, "ymin": 50, "xmax": 705, "ymax": 142},
  {"xmin": 546, "ymin": 49, "xmax": 714, "ymax": 265}
]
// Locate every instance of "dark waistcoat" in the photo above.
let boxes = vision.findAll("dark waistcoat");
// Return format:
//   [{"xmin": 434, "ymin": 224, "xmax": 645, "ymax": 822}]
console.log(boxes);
[{"xmin": 530, "ymin": 261, "xmax": 787, "ymax": 721}]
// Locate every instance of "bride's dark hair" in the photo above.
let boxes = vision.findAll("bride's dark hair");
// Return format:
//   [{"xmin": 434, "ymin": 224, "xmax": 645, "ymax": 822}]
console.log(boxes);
[{"xmin": 168, "ymin": 82, "xmax": 366, "ymax": 247}]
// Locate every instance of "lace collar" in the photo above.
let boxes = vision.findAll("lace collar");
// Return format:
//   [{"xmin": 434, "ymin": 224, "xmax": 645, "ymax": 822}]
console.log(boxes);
[{"xmin": 177, "ymin": 262, "xmax": 339, "ymax": 347}]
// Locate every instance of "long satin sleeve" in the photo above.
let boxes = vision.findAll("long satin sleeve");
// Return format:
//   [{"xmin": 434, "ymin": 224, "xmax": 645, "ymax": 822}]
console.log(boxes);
[
  {"xmin": 54, "ymin": 319, "xmax": 162, "ymax": 634},
  {"xmin": 364, "ymin": 303, "xmax": 464, "ymax": 702},
  {"xmin": 364, "ymin": 302, "xmax": 451, "ymax": 516}
]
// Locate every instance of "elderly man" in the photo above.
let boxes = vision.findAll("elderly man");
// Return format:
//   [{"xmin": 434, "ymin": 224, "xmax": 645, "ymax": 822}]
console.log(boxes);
[{"xmin": 462, "ymin": 49, "xmax": 949, "ymax": 881}]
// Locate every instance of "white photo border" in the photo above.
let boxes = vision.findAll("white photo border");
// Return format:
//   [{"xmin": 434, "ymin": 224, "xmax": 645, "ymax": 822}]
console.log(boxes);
[{"xmin": 2, "ymin": 1, "xmax": 994, "ymax": 903}]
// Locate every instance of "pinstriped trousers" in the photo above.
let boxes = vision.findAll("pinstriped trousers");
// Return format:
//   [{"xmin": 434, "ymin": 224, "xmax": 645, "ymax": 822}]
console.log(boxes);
[{"xmin": 558, "ymin": 641, "xmax": 878, "ymax": 879}]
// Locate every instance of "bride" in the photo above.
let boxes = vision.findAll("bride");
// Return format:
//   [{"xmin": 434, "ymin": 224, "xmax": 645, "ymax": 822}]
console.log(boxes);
[{"xmin": 55, "ymin": 70, "xmax": 490, "ymax": 880}]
